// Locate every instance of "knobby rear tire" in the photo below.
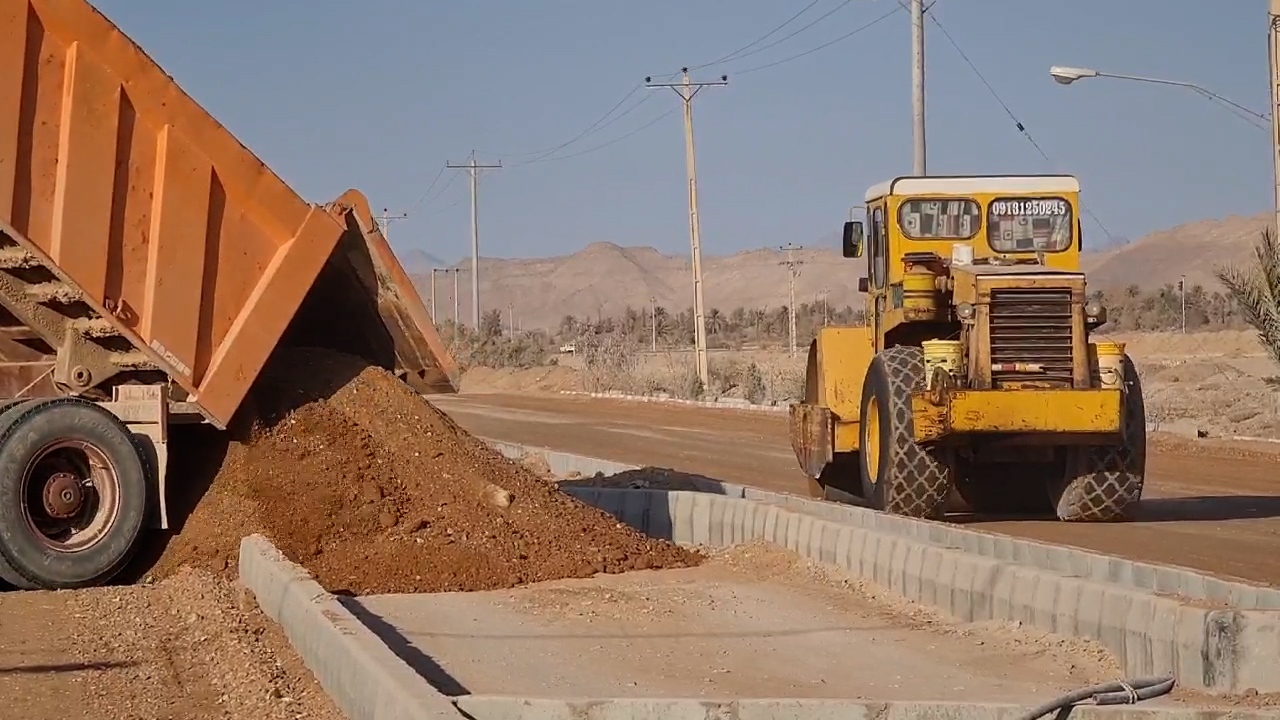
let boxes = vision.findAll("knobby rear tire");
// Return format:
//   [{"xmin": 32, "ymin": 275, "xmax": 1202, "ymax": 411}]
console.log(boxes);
[
  {"xmin": 859, "ymin": 346, "xmax": 953, "ymax": 520},
  {"xmin": 1052, "ymin": 355, "xmax": 1146, "ymax": 522}
]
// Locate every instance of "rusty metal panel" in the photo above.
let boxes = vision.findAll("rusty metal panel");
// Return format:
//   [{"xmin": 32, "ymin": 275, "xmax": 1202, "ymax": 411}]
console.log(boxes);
[
  {"xmin": 0, "ymin": 1, "xmax": 457, "ymax": 425},
  {"xmin": 789, "ymin": 402, "xmax": 833, "ymax": 480}
]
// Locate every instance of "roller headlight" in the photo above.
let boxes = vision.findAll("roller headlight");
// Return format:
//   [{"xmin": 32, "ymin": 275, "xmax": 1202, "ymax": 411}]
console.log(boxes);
[{"xmin": 956, "ymin": 302, "xmax": 975, "ymax": 320}]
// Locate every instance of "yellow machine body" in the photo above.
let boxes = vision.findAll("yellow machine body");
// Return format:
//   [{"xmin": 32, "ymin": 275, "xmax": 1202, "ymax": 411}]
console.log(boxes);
[{"xmin": 789, "ymin": 175, "xmax": 1143, "ymax": 522}]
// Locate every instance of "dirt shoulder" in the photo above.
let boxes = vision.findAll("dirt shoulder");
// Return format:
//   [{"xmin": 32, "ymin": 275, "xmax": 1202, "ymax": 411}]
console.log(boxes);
[{"xmin": 0, "ymin": 569, "xmax": 342, "ymax": 720}]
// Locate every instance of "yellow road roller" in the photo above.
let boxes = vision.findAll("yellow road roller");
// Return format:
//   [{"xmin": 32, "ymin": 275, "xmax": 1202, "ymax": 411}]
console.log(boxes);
[{"xmin": 789, "ymin": 174, "xmax": 1143, "ymax": 522}]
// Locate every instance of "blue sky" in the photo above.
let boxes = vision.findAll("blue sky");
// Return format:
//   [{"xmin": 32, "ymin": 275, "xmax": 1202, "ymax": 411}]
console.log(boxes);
[{"xmin": 93, "ymin": 0, "xmax": 1271, "ymax": 264}]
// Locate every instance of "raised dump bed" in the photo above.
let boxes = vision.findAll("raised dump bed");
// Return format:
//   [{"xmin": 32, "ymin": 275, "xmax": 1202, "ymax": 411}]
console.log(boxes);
[{"xmin": 0, "ymin": 0, "xmax": 457, "ymax": 590}]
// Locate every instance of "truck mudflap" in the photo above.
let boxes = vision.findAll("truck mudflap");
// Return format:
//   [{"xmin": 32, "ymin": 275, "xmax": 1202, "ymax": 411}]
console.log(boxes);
[
  {"xmin": 789, "ymin": 402, "xmax": 834, "ymax": 479},
  {"xmin": 275, "ymin": 190, "xmax": 459, "ymax": 397}
]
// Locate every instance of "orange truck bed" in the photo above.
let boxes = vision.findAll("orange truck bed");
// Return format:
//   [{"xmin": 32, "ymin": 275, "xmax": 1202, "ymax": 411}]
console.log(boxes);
[{"xmin": 0, "ymin": 0, "xmax": 458, "ymax": 429}]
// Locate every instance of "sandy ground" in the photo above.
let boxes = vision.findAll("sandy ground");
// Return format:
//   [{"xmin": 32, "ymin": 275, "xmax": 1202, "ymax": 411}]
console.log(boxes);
[
  {"xmin": 0, "ymin": 569, "xmax": 341, "ymax": 720},
  {"xmin": 425, "ymin": 391, "xmax": 1280, "ymax": 588},
  {"xmin": 351, "ymin": 542, "xmax": 1119, "ymax": 702},
  {"xmin": 463, "ymin": 330, "xmax": 1280, "ymax": 440}
]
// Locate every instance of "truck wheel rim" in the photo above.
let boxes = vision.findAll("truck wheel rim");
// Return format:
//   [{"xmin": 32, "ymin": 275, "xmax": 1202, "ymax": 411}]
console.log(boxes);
[
  {"xmin": 865, "ymin": 396, "xmax": 881, "ymax": 484},
  {"xmin": 20, "ymin": 440, "xmax": 121, "ymax": 553}
]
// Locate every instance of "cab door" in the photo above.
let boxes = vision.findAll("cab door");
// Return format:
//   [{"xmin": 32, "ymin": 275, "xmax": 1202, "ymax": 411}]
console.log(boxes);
[{"xmin": 866, "ymin": 202, "xmax": 889, "ymax": 351}]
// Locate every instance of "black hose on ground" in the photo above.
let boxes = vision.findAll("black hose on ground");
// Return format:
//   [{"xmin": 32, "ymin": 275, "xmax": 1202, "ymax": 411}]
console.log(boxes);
[{"xmin": 1015, "ymin": 676, "xmax": 1177, "ymax": 720}]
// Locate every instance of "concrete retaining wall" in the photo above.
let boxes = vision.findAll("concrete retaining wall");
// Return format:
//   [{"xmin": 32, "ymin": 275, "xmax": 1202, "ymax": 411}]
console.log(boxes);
[
  {"xmin": 489, "ymin": 440, "xmax": 1280, "ymax": 695},
  {"xmin": 455, "ymin": 696, "xmax": 1275, "ymax": 720},
  {"xmin": 557, "ymin": 390, "xmax": 788, "ymax": 413}
]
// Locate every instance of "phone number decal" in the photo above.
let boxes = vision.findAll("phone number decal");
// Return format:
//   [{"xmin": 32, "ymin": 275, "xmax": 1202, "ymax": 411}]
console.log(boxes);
[{"xmin": 990, "ymin": 199, "xmax": 1068, "ymax": 216}]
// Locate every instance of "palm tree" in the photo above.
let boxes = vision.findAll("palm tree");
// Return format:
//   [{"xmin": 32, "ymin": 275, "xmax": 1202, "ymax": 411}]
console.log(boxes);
[
  {"xmin": 1215, "ymin": 227, "xmax": 1280, "ymax": 366},
  {"xmin": 706, "ymin": 308, "xmax": 725, "ymax": 337}
]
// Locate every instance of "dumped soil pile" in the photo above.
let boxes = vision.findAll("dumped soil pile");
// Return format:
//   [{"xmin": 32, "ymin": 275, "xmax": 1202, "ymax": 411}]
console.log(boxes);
[{"xmin": 152, "ymin": 347, "xmax": 701, "ymax": 594}]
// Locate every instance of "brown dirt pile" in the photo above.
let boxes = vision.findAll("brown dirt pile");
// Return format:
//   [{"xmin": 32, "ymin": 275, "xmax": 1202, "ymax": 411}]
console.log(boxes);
[{"xmin": 150, "ymin": 347, "xmax": 701, "ymax": 594}]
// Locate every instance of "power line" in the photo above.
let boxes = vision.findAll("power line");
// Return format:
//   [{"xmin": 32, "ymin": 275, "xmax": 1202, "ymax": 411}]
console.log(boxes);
[
  {"xmin": 511, "ymin": 109, "xmax": 677, "ymax": 166},
  {"xmin": 407, "ymin": 165, "xmax": 448, "ymax": 212},
  {"xmin": 690, "ymin": 0, "xmax": 824, "ymax": 69},
  {"xmin": 479, "ymin": 85, "xmax": 649, "ymax": 160},
  {"xmin": 707, "ymin": 0, "xmax": 859, "ymax": 69},
  {"xmin": 925, "ymin": 10, "xmax": 1116, "ymax": 243},
  {"xmin": 414, "ymin": 167, "xmax": 463, "ymax": 211},
  {"xmin": 733, "ymin": 5, "xmax": 904, "ymax": 75}
]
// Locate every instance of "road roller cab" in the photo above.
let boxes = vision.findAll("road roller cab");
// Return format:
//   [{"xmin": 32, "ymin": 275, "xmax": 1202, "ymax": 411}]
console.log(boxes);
[{"xmin": 790, "ymin": 174, "xmax": 1145, "ymax": 523}]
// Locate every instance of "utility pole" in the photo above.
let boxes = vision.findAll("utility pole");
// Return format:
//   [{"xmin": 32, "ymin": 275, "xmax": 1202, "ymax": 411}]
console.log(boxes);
[
  {"xmin": 1269, "ymin": 1, "xmax": 1280, "ymax": 233},
  {"xmin": 507, "ymin": 303, "xmax": 515, "ymax": 336},
  {"xmin": 452, "ymin": 269, "xmax": 461, "ymax": 325},
  {"xmin": 376, "ymin": 208, "xmax": 408, "ymax": 240},
  {"xmin": 646, "ymin": 68, "xmax": 728, "ymax": 388},
  {"xmin": 780, "ymin": 243, "xmax": 803, "ymax": 358},
  {"xmin": 650, "ymin": 296, "xmax": 658, "ymax": 352},
  {"xmin": 429, "ymin": 268, "xmax": 439, "ymax": 320},
  {"xmin": 447, "ymin": 151, "xmax": 502, "ymax": 328},
  {"xmin": 910, "ymin": 0, "xmax": 927, "ymax": 175},
  {"xmin": 1179, "ymin": 275, "xmax": 1187, "ymax": 334}
]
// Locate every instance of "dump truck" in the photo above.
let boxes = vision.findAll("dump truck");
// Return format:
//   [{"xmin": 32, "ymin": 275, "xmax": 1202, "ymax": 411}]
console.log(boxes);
[
  {"xmin": 790, "ymin": 175, "xmax": 1144, "ymax": 523},
  {"xmin": 0, "ymin": 0, "xmax": 459, "ymax": 590}
]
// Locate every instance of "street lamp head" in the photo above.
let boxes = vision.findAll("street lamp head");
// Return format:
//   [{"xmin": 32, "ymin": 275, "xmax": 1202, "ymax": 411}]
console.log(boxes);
[{"xmin": 1049, "ymin": 66, "xmax": 1099, "ymax": 85}]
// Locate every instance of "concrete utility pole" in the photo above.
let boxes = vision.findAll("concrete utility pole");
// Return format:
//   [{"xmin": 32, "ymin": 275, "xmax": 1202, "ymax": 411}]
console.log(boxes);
[
  {"xmin": 780, "ymin": 243, "xmax": 804, "ymax": 358},
  {"xmin": 1179, "ymin": 275, "xmax": 1187, "ymax": 334},
  {"xmin": 650, "ymin": 296, "xmax": 658, "ymax": 352},
  {"xmin": 447, "ymin": 151, "xmax": 502, "ymax": 328},
  {"xmin": 452, "ymin": 269, "xmax": 461, "ymax": 325},
  {"xmin": 910, "ymin": 0, "xmax": 926, "ymax": 175},
  {"xmin": 429, "ymin": 268, "xmax": 440, "ymax": 319},
  {"xmin": 1269, "ymin": 0, "xmax": 1280, "ymax": 233},
  {"xmin": 507, "ymin": 303, "xmax": 515, "ymax": 336},
  {"xmin": 646, "ymin": 68, "xmax": 728, "ymax": 388},
  {"xmin": 376, "ymin": 208, "xmax": 408, "ymax": 240}
]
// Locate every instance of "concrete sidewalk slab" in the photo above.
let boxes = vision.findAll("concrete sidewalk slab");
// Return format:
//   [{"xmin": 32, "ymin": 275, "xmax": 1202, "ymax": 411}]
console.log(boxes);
[{"xmin": 486, "ymin": 440, "xmax": 1280, "ymax": 695}]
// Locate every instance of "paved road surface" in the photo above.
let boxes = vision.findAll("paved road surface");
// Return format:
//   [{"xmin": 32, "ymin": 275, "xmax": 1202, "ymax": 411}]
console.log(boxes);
[{"xmin": 428, "ymin": 392, "xmax": 1280, "ymax": 587}]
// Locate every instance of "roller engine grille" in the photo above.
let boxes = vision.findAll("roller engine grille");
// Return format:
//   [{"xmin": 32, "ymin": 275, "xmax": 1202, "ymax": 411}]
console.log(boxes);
[{"xmin": 988, "ymin": 287, "xmax": 1074, "ymax": 386}]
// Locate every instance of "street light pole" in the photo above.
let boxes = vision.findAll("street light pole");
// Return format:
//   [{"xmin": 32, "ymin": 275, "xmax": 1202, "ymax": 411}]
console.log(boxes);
[
  {"xmin": 1050, "ymin": 59, "xmax": 1278, "ymax": 233},
  {"xmin": 1048, "ymin": 66, "xmax": 1269, "ymax": 126}
]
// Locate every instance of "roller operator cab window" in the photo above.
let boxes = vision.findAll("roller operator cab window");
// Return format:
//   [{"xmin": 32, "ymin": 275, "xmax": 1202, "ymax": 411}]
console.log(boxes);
[
  {"xmin": 987, "ymin": 196, "xmax": 1073, "ymax": 253},
  {"xmin": 898, "ymin": 198, "xmax": 981, "ymax": 240}
]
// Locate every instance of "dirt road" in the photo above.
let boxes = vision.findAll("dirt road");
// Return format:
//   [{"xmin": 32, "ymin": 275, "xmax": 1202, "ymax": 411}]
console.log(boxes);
[
  {"xmin": 427, "ymin": 392, "xmax": 1280, "ymax": 587},
  {"xmin": 0, "ymin": 569, "xmax": 341, "ymax": 720}
]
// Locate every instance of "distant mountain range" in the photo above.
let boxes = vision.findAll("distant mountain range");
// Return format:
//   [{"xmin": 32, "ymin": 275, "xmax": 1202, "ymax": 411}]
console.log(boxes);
[{"xmin": 400, "ymin": 213, "xmax": 1271, "ymax": 329}]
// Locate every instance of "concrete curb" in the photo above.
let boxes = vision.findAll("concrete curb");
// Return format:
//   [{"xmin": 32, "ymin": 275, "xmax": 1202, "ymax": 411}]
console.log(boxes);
[
  {"xmin": 557, "ymin": 390, "xmax": 789, "ymax": 413},
  {"xmin": 238, "ymin": 535, "xmax": 464, "ymax": 720},
  {"xmin": 455, "ymin": 696, "xmax": 1274, "ymax": 720},
  {"xmin": 486, "ymin": 440, "xmax": 1280, "ymax": 695}
]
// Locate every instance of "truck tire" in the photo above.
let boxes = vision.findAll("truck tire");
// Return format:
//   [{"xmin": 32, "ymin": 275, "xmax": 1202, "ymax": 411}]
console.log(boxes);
[
  {"xmin": 859, "ymin": 346, "xmax": 954, "ymax": 520},
  {"xmin": 1052, "ymin": 355, "xmax": 1146, "ymax": 522},
  {"xmin": 0, "ymin": 399, "xmax": 41, "ymax": 589},
  {"xmin": 0, "ymin": 398, "xmax": 150, "ymax": 589}
]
